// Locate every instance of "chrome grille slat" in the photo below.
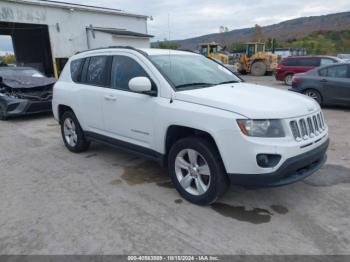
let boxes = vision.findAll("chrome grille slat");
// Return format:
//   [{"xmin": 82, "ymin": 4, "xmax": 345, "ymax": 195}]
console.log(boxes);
[{"xmin": 290, "ymin": 112, "xmax": 326, "ymax": 142}]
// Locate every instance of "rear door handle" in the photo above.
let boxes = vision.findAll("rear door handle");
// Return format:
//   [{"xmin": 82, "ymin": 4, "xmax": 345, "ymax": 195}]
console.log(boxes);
[
  {"xmin": 104, "ymin": 94, "xmax": 117, "ymax": 101},
  {"xmin": 320, "ymin": 79, "xmax": 328, "ymax": 83}
]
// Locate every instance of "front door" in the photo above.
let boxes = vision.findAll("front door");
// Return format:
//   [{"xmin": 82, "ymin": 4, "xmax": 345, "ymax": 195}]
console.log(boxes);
[{"xmin": 102, "ymin": 54, "xmax": 157, "ymax": 149}]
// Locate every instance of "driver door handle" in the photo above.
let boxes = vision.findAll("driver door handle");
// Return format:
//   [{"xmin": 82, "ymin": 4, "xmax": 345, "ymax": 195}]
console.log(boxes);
[
  {"xmin": 320, "ymin": 79, "xmax": 328, "ymax": 83},
  {"xmin": 104, "ymin": 94, "xmax": 117, "ymax": 101}
]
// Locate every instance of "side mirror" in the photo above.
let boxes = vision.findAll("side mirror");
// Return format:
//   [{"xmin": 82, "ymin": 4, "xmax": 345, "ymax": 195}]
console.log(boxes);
[{"xmin": 129, "ymin": 77, "xmax": 152, "ymax": 93}]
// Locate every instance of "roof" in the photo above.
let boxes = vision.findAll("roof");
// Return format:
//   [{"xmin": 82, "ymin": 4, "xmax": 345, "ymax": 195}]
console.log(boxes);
[
  {"xmin": 3, "ymin": 0, "xmax": 148, "ymax": 19},
  {"xmin": 140, "ymin": 48, "xmax": 198, "ymax": 56},
  {"xmin": 89, "ymin": 27, "xmax": 153, "ymax": 38},
  {"xmin": 73, "ymin": 46, "xmax": 198, "ymax": 58}
]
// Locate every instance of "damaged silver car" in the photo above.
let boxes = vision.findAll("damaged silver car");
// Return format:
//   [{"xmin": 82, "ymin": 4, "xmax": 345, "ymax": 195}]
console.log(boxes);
[{"xmin": 0, "ymin": 67, "xmax": 55, "ymax": 120}]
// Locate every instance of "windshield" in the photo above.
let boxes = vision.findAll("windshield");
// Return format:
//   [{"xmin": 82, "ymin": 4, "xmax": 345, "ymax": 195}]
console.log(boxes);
[
  {"xmin": 149, "ymin": 54, "xmax": 241, "ymax": 90},
  {"xmin": 0, "ymin": 68, "xmax": 44, "ymax": 78}
]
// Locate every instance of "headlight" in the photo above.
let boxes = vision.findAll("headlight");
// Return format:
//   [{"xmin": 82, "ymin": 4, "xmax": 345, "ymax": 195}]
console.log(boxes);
[{"xmin": 237, "ymin": 119, "xmax": 285, "ymax": 137}]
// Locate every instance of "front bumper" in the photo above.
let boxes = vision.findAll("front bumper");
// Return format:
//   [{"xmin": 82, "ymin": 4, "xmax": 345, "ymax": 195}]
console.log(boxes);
[
  {"xmin": 228, "ymin": 138, "xmax": 329, "ymax": 187},
  {"xmin": 0, "ymin": 95, "xmax": 52, "ymax": 118}
]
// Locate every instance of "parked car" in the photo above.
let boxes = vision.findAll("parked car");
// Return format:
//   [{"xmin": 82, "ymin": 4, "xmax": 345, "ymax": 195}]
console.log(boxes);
[
  {"xmin": 275, "ymin": 56, "xmax": 342, "ymax": 86},
  {"xmin": 290, "ymin": 63, "xmax": 350, "ymax": 106},
  {"xmin": 0, "ymin": 67, "xmax": 55, "ymax": 120},
  {"xmin": 53, "ymin": 47, "xmax": 329, "ymax": 205}
]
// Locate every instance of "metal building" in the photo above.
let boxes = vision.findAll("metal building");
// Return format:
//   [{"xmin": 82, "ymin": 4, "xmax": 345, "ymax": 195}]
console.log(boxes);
[{"xmin": 0, "ymin": 0, "xmax": 153, "ymax": 77}]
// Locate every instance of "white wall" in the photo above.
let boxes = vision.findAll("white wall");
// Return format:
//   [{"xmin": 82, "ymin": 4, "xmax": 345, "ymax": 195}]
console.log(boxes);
[
  {"xmin": 0, "ymin": 1, "xmax": 150, "ymax": 58},
  {"xmin": 89, "ymin": 31, "xmax": 151, "ymax": 50}
]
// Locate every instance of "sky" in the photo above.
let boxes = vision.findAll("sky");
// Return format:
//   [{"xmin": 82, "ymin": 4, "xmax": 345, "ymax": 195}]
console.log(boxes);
[{"xmin": 1, "ymin": 0, "xmax": 350, "ymax": 52}]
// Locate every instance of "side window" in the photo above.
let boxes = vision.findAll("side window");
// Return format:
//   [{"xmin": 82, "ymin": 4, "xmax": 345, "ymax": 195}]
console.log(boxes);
[
  {"xmin": 325, "ymin": 65, "xmax": 348, "ymax": 78},
  {"xmin": 299, "ymin": 58, "xmax": 319, "ymax": 67},
  {"xmin": 283, "ymin": 59, "xmax": 297, "ymax": 66},
  {"xmin": 70, "ymin": 58, "xmax": 84, "ymax": 83},
  {"xmin": 320, "ymin": 58, "xmax": 335, "ymax": 66},
  {"xmin": 111, "ymin": 56, "xmax": 149, "ymax": 91},
  {"xmin": 84, "ymin": 56, "xmax": 110, "ymax": 87}
]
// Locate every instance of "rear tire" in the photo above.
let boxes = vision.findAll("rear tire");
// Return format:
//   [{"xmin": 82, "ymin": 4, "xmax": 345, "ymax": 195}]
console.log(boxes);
[
  {"xmin": 61, "ymin": 111, "xmax": 90, "ymax": 153},
  {"xmin": 251, "ymin": 61, "xmax": 267, "ymax": 76},
  {"xmin": 303, "ymin": 89, "xmax": 323, "ymax": 105},
  {"xmin": 168, "ymin": 137, "xmax": 229, "ymax": 205},
  {"xmin": 284, "ymin": 74, "xmax": 293, "ymax": 86}
]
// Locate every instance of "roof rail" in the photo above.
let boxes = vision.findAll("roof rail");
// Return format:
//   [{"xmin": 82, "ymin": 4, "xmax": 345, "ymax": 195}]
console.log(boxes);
[{"xmin": 75, "ymin": 46, "xmax": 148, "ymax": 56}]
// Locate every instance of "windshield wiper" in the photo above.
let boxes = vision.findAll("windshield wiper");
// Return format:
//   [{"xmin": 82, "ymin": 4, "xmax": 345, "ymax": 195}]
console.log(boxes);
[
  {"xmin": 175, "ymin": 82, "xmax": 214, "ymax": 89},
  {"xmin": 216, "ymin": 80, "xmax": 239, "ymax": 85}
]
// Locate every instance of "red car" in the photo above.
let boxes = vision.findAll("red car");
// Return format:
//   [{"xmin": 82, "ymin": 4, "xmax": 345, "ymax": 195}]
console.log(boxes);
[{"xmin": 275, "ymin": 56, "xmax": 342, "ymax": 85}]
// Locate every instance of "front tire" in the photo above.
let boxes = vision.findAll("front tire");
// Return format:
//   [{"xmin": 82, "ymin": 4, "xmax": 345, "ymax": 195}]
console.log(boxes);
[
  {"xmin": 168, "ymin": 137, "xmax": 229, "ymax": 205},
  {"xmin": 61, "ymin": 111, "xmax": 90, "ymax": 153},
  {"xmin": 251, "ymin": 61, "xmax": 267, "ymax": 76}
]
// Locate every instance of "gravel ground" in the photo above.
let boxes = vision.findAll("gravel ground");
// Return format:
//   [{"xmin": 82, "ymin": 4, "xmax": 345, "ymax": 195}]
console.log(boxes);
[{"xmin": 0, "ymin": 76, "xmax": 349, "ymax": 255}]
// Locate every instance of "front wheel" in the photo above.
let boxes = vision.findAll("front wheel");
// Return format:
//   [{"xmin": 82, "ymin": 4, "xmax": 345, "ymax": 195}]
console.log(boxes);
[
  {"xmin": 251, "ymin": 61, "xmax": 267, "ymax": 76},
  {"xmin": 61, "ymin": 111, "xmax": 90, "ymax": 153},
  {"xmin": 303, "ymin": 89, "xmax": 323, "ymax": 105},
  {"xmin": 168, "ymin": 137, "xmax": 229, "ymax": 205}
]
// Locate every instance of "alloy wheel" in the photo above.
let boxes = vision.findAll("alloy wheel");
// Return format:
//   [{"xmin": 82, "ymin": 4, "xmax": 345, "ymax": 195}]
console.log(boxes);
[
  {"xmin": 63, "ymin": 118, "xmax": 78, "ymax": 147},
  {"xmin": 174, "ymin": 149, "xmax": 211, "ymax": 196}
]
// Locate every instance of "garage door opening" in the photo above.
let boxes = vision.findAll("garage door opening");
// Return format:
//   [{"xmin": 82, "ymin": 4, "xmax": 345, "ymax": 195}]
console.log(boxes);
[
  {"xmin": 0, "ymin": 22, "xmax": 54, "ymax": 77},
  {"xmin": 0, "ymin": 35, "xmax": 16, "ymax": 65}
]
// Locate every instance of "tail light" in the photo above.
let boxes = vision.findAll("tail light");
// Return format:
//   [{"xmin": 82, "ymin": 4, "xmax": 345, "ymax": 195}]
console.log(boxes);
[{"xmin": 292, "ymin": 76, "xmax": 300, "ymax": 85}]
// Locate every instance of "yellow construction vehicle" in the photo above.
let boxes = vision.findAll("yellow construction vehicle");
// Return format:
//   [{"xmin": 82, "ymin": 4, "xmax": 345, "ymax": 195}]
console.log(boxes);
[
  {"xmin": 199, "ymin": 42, "xmax": 229, "ymax": 64},
  {"xmin": 237, "ymin": 42, "xmax": 277, "ymax": 76}
]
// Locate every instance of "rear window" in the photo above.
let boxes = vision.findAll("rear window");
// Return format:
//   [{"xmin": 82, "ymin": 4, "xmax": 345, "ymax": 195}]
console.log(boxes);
[
  {"xmin": 298, "ymin": 58, "xmax": 319, "ymax": 67},
  {"xmin": 282, "ymin": 57, "xmax": 319, "ymax": 67},
  {"xmin": 83, "ymin": 56, "xmax": 111, "ymax": 87},
  {"xmin": 70, "ymin": 58, "xmax": 85, "ymax": 83}
]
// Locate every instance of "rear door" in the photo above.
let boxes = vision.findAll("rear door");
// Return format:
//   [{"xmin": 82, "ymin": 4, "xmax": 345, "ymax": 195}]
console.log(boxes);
[
  {"xmin": 77, "ymin": 55, "xmax": 112, "ymax": 132},
  {"xmin": 319, "ymin": 64, "xmax": 350, "ymax": 105}
]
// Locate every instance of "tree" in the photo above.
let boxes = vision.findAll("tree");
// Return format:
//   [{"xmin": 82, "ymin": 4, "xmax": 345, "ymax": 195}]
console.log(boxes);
[
  {"xmin": 219, "ymin": 26, "xmax": 230, "ymax": 48},
  {"xmin": 251, "ymin": 24, "xmax": 264, "ymax": 42},
  {"xmin": 229, "ymin": 41, "xmax": 246, "ymax": 52},
  {"xmin": 152, "ymin": 40, "xmax": 179, "ymax": 50},
  {"xmin": 0, "ymin": 53, "xmax": 16, "ymax": 64}
]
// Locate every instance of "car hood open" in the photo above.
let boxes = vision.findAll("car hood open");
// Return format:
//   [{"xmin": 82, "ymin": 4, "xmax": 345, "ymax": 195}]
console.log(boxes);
[
  {"xmin": 174, "ymin": 82, "xmax": 320, "ymax": 119},
  {"xmin": 0, "ymin": 76, "xmax": 56, "ymax": 89}
]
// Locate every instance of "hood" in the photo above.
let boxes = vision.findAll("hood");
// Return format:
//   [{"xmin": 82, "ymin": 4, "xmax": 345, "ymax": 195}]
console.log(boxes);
[
  {"xmin": 174, "ymin": 82, "xmax": 320, "ymax": 119},
  {"xmin": 0, "ymin": 76, "xmax": 56, "ymax": 89}
]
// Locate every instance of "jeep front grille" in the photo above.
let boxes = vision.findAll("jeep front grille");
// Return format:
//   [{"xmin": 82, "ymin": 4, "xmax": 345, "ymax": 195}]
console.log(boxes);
[{"xmin": 290, "ymin": 112, "xmax": 326, "ymax": 141}]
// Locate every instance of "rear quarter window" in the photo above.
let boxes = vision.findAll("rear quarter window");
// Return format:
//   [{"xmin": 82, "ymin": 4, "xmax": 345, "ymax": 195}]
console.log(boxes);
[
  {"xmin": 282, "ymin": 58, "xmax": 297, "ymax": 66},
  {"xmin": 70, "ymin": 58, "xmax": 85, "ymax": 83}
]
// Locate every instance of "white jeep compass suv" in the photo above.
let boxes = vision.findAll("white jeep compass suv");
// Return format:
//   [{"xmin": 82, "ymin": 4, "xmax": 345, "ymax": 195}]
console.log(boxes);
[{"xmin": 53, "ymin": 47, "xmax": 329, "ymax": 205}]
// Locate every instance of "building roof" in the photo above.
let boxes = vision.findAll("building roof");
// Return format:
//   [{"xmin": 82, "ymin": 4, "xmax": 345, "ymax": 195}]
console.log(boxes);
[
  {"xmin": 90, "ymin": 27, "xmax": 153, "ymax": 38},
  {"xmin": 3, "ymin": 0, "xmax": 148, "ymax": 18}
]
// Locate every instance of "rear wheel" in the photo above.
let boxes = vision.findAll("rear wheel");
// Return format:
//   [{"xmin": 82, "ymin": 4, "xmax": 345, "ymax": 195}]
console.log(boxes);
[
  {"xmin": 303, "ymin": 89, "xmax": 323, "ymax": 105},
  {"xmin": 251, "ymin": 61, "xmax": 267, "ymax": 76},
  {"xmin": 168, "ymin": 137, "xmax": 229, "ymax": 205},
  {"xmin": 284, "ymin": 74, "xmax": 294, "ymax": 86},
  {"xmin": 61, "ymin": 111, "xmax": 90, "ymax": 153}
]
